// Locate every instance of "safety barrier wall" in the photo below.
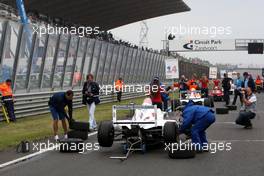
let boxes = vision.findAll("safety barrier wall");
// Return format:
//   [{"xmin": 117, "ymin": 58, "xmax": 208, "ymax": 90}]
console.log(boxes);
[
  {"xmin": 0, "ymin": 18, "xmax": 209, "ymax": 121},
  {"xmin": 0, "ymin": 85, "xmax": 146, "ymax": 121},
  {"xmin": 0, "ymin": 18, "xmax": 167, "ymax": 94}
]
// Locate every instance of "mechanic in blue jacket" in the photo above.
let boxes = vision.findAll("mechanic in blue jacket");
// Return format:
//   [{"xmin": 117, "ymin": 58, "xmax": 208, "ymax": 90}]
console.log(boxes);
[
  {"xmin": 179, "ymin": 100, "xmax": 215, "ymax": 152},
  {"xmin": 48, "ymin": 90, "xmax": 73, "ymax": 141}
]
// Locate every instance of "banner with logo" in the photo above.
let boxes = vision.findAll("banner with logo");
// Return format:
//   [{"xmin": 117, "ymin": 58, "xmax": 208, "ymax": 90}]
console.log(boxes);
[
  {"xmin": 165, "ymin": 58, "xmax": 179, "ymax": 79},
  {"xmin": 209, "ymin": 67, "xmax": 218, "ymax": 79},
  {"xmin": 170, "ymin": 39, "xmax": 235, "ymax": 52}
]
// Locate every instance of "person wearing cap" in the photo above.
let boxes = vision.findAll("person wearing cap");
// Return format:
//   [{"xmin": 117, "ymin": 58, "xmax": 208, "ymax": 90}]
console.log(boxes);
[
  {"xmin": 48, "ymin": 90, "xmax": 74, "ymax": 141},
  {"xmin": 179, "ymin": 100, "xmax": 215, "ymax": 152},
  {"xmin": 0, "ymin": 79, "xmax": 16, "ymax": 122}
]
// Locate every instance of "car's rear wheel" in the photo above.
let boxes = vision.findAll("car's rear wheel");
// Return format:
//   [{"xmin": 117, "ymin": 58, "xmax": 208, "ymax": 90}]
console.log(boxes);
[
  {"xmin": 164, "ymin": 122, "xmax": 179, "ymax": 144},
  {"xmin": 98, "ymin": 121, "xmax": 114, "ymax": 147}
]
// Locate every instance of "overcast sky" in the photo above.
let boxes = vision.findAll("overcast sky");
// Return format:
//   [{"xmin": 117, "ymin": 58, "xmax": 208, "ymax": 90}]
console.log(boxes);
[{"xmin": 111, "ymin": 0, "xmax": 264, "ymax": 68}]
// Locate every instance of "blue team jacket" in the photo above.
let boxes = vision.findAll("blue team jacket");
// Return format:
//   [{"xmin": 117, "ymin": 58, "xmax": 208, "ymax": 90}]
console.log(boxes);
[{"xmin": 180, "ymin": 101, "xmax": 213, "ymax": 133}]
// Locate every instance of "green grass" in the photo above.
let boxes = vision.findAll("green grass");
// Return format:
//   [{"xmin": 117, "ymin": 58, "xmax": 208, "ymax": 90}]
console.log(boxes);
[{"xmin": 0, "ymin": 97, "xmax": 145, "ymax": 151}]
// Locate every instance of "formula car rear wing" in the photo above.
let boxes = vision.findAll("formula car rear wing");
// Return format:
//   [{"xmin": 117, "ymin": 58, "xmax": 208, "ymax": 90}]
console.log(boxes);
[{"xmin": 112, "ymin": 104, "xmax": 158, "ymax": 126}]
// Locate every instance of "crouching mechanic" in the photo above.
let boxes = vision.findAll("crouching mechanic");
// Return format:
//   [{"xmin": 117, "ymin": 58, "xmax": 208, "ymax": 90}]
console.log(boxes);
[
  {"xmin": 179, "ymin": 101, "xmax": 215, "ymax": 152},
  {"xmin": 235, "ymin": 87, "xmax": 257, "ymax": 129},
  {"xmin": 48, "ymin": 90, "xmax": 73, "ymax": 141}
]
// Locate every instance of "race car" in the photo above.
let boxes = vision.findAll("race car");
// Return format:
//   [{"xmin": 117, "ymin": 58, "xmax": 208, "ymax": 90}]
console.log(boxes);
[
  {"xmin": 179, "ymin": 90, "xmax": 214, "ymax": 107},
  {"xmin": 97, "ymin": 98, "xmax": 181, "ymax": 160},
  {"xmin": 209, "ymin": 86, "xmax": 224, "ymax": 102}
]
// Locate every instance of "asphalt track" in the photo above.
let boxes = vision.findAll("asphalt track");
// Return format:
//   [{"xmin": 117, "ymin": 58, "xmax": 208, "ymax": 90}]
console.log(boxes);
[{"xmin": 1, "ymin": 94, "xmax": 264, "ymax": 176}]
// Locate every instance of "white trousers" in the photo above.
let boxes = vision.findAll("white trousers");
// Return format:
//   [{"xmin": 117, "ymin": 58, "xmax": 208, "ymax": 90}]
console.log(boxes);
[{"xmin": 87, "ymin": 102, "xmax": 97, "ymax": 129}]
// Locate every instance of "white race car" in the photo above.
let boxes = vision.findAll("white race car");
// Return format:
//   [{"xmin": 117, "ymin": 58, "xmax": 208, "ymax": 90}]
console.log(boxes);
[
  {"xmin": 97, "ymin": 98, "xmax": 181, "ymax": 159},
  {"xmin": 179, "ymin": 90, "xmax": 214, "ymax": 107}
]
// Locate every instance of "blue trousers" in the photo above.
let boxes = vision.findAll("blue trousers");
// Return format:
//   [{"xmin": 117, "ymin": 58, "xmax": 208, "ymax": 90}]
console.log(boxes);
[{"xmin": 191, "ymin": 112, "xmax": 215, "ymax": 151}]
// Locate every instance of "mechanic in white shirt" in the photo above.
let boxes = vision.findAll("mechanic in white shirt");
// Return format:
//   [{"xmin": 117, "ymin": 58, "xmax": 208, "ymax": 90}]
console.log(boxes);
[{"xmin": 235, "ymin": 87, "xmax": 257, "ymax": 129}]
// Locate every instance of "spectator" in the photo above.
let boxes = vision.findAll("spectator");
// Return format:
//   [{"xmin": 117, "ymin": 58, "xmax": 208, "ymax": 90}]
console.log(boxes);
[
  {"xmin": 82, "ymin": 74, "xmax": 100, "ymax": 131},
  {"xmin": 0, "ymin": 79, "xmax": 16, "ymax": 122},
  {"xmin": 115, "ymin": 78, "xmax": 124, "ymax": 102},
  {"xmin": 48, "ymin": 90, "xmax": 73, "ymax": 141},
  {"xmin": 242, "ymin": 72, "xmax": 255, "ymax": 92},
  {"xmin": 222, "ymin": 73, "xmax": 232, "ymax": 106},
  {"xmin": 232, "ymin": 73, "xmax": 243, "ymax": 106},
  {"xmin": 200, "ymin": 75, "xmax": 209, "ymax": 97},
  {"xmin": 235, "ymin": 87, "xmax": 257, "ymax": 129}
]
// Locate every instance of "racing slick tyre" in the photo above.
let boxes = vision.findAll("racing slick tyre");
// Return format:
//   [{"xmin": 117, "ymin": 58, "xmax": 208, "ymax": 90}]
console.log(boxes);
[
  {"xmin": 67, "ymin": 130, "xmax": 88, "ymax": 140},
  {"xmin": 226, "ymin": 105, "xmax": 237, "ymax": 111},
  {"xmin": 216, "ymin": 107, "xmax": 229, "ymax": 114},
  {"xmin": 59, "ymin": 138, "xmax": 83, "ymax": 153},
  {"xmin": 168, "ymin": 140, "xmax": 196, "ymax": 159},
  {"xmin": 164, "ymin": 122, "xmax": 179, "ymax": 144},
  {"xmin": 69, "ymin": 120, "xmax": 90, "ymax": 132},
  {"xmin": 98, "ymin": 121, "xmax": 114, "ymax": 147}
]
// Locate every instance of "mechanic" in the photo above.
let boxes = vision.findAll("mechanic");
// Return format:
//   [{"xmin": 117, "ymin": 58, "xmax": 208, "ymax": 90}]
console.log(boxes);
[
  {"xmin": 222, "ymin": 73, "xmax": 232, "ymax": 106},
  {"xmin": 200, "ymin": 74, "xmax": 209, "ymax": 98},
  {"xmin": 150, "ymin": 77, "xmax": 163, "ymax": 109},
  {"xmin": 179, "ymin": 100, "xmax": 215, "ymax": 152},
  {"xmin": 255, "ymin": 75, "xmax": 263, "ymax": 93},
  {"xmin": 115, "ymin": 77, "xmax": 124, "ymax": 102},
  {"xmin": 188, "ymin": 74, "xmax": 199, "ymax": 91},
  {"xmin": 232, "ymin": 72, "xmax": 243, "ymax": 106},
  {"xmin": 213, "ymin": 78, "xmax": 220, "ymax": 87},
  {"xmin": 179, "ymin": 75, "xmax": 188, "ymax": 99},
  {"xmin": 0, "ymin": 79, "xmax": 16, "ymax": 122},
  {"xmin": 235, "ymin": 87, "xmax": 257, "ymax": 129},
  {"xmin": 242, "ymin": 72, "xmax": 255, "ymax": 92},
  {"xmin": 82, "ymin": 74, "xmax": 100, "ymax": 131},
  {"xmin": 48, "ymin": 90, "xmax": 74, "ymax": 141}
]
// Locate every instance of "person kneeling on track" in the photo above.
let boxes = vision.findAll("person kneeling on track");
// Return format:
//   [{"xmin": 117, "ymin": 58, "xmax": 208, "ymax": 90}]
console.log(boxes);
[
  {"xmin": 235, "ymin": 87, "xmax": 257, "ymax": 129},
  {"xmin": 48, "ymin": 90, "xmax": 74, "ymax": 141},
  {"xmin": 179, "ymin": 100, "xmax": 215, "ymax": 152}
]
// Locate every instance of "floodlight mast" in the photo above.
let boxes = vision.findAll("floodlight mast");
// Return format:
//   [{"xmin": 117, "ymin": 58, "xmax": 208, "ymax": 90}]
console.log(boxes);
[{"xmin": 139, "ymin": 21, "xmax": 149, "ymax": 48}]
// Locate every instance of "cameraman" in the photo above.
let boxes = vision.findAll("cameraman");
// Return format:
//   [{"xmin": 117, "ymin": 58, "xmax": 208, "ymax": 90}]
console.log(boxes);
[{"xmin": 235, "ymin": 87, "xmax": 257, "ymax": 129}]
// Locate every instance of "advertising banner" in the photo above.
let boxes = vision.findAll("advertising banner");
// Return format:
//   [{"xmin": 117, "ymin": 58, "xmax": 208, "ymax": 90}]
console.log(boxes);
[
  {"xmin": 170, "ymin": 39, "xmax": 236, "ymax": 52},
  {"xmin": 165, "ymin": 58, "xmax": 179, "ymax": 79}
]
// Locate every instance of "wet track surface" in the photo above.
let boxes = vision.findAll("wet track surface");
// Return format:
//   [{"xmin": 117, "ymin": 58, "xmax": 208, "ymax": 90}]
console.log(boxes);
[{"xmin": 1, "ymin": 94, "xmax": 264, "ymax": 176}]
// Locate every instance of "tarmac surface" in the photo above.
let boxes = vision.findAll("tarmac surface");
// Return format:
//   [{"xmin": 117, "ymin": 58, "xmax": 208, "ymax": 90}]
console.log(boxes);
[{"xmin": 1, "ymin": 93, "xmax": 264, "ymax": 176}]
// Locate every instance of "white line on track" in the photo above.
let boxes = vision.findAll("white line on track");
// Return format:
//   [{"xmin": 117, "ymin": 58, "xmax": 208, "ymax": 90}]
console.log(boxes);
[
  {"xmin": 0, "ymin": 131, "xmax": 98, "ymax": 169},
  {"xmin": 211, "ymin": 139, "xmax": 264, "ymax": 143},
  {"xmin": 215, "ymin": 122, "xmax": 236, "ymax": 124}
]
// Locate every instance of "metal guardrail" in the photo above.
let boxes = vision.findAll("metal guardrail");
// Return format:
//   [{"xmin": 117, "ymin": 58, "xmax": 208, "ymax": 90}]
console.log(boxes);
[{"xmin": 0, "ymin": 86, "xmax": 146, "ymax": 121}]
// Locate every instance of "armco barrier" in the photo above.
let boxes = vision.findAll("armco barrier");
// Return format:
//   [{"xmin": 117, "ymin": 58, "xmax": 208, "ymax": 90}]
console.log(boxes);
[{"xmin": 0, "ymin": 85, "xmax": 146, "ymax": 121}]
